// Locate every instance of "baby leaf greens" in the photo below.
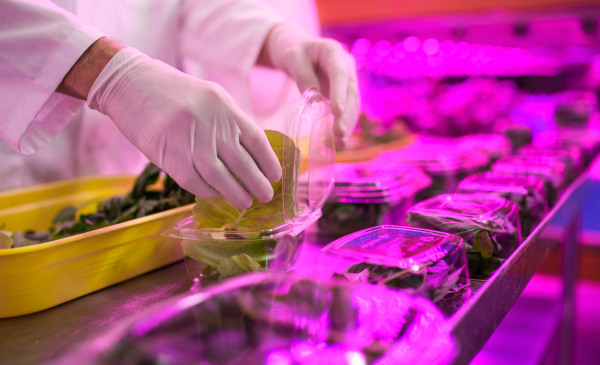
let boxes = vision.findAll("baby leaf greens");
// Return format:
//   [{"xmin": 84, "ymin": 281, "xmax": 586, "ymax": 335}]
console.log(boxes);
[
  {"xmin": 185, "ymin": 130, "xmax": 301, "ymax": 281},
  {"xmin": 1, "ymin": 162, "xmax": 195, "ymax": 249},
  {"xmin": 192, "ymin": 130, "xmax": 296, "ymax": 232}
]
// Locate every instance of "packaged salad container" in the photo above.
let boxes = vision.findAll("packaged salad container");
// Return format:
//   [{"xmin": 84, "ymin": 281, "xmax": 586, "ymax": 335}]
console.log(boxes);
[
  {"xmin": 377, "ymin": 140, "xmax": 489, "ymax": 202},
  {"xmin": 501, "ymin": 124, "xmax": 533, "ymax": 152},
  {"xmin": 535, "ymin": 127, "xmax": 600, "ymax": 166},
  {"xmin": 166, "ymin": 88, "xmax": 335, "ymax": 283},
  {"xmin": 405, "ymin": 194, "xmax": 522, "ymax": 279},
  {"xmin": 492, "ymin": 155, "xmax": 567, "ymax": 206},
  {"xmin": 458, "ymin": 172, "xmax": 549, "ymax": 237},
  {"xmin": 311, "ymin": 161, "xmax": 431, "ymax": 238},
  {"xmin": 517, "ymin": 146, "xmax": 584, "ymax": 183},
  {"xmin": 459, "ymin": 134, "xmax": 512, "ymax": 164},
  {"xmin": 315, "ymin": 225, "xmax": 471, "ymax": 316},
  {"xmin": 51, "ymin": 272, "xmax": 456, "ymax": 365}
]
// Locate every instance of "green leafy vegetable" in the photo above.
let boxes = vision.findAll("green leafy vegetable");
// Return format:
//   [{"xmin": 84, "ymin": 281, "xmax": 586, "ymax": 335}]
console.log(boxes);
[
  {"xmin": 3, "ymin": 162, "xmax": 195, "ymax": 248},
  {"xmin": 343, "ymin": 259, "xmax": 470, "ymax": 316},
  {"xmin": 0, "ymin": 231, "xmax": 13, "ymax": 250},
  {"xmin": 50, "ymin": 164, "xmax": 194, "ymax": 241},
  {"xmin": 192, "ymin": 130, "xmax": 297, "ymax": 232},
  {"xmin": 216, "ymin": 253, "xmax": 261, "ymax": 278}
]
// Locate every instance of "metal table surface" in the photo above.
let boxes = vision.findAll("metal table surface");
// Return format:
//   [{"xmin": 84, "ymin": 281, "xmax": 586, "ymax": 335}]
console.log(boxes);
[{"xmin": 0, "ymin": 163, "xmax": 596, "ymax": 365}]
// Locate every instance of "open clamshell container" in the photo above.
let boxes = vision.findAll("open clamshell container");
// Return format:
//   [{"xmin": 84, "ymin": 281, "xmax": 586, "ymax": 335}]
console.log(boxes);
[
  {"xmin": 166, "ymin": 88, "xmax": 335, "ymax": 283},
  {"xmin": 458, "ymin": 172, "xmax": 549, "ymax": 237},
  {"xmin": 311, "ymin": 161, "xmax": 432, "ymax": 238},
  {"xmin": 492, "ymin": 155, "xmax": 567, "ymax": 206},
  {"xmin": 405, "ymin": 194, "xmax": 522, "ymax": 279},
  {"xmin": 315, "ymin": 226, "xmax": 471, "ymax": 316},
  {"xmin": 377, "ymin": 140, "xmax": 489, "ymax": 202},
  {"xmin": 51, "ymin": 272, "xmax": 456, "ymax": 365},
  {"xmin": 517, "ymin": 146, "xmax": 584, "ymax": 182},
  {"xmin": 459, "ymin": 134, "xmax": 512, "ymax": 164}
]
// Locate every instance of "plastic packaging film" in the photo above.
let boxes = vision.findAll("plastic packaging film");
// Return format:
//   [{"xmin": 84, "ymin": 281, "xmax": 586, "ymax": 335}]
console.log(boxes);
[
  {"xmin": 310, "ymin": 161, "xmax": 432, "ymax": 238},
  {"xmin": 166, "ymin": 88, "xmax": 336, "ymax": 283},
  {"xmin": 458, "ymin": 171, "xmax": 549, "ymax": 237},
  {"xmin": 377, "ymin": 138, "xmax": 489, "ymax": 201},
  {"xmin": 49, "ymin": 272, "xmax": 457, "ymax": 365},
  {"xmin": 405, "ymin": 194, "xmax": 522, "ymax": 279},
  {"xmin": 315, "ymin": 225, "xmax": 471, "ymax": 317}
]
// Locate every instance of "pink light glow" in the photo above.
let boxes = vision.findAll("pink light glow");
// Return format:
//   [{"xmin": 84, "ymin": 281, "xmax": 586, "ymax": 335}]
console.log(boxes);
[
  {"xmin": 423, "ymin": 38, "xmax": 440, "ymax": 55},
  {"xmin": 354, "ymin": 36, "xmax": 562, "ymax": 78},
  {"xmin": 440, "ymin": 40, "xmax": 455, "ymax": 55},
  {"xmin": 375, "ymin": 40, "xmax": 392, "ymax": 57},
  {"xmin": 456, "ymin": 42, "xmax": 470, "ymax": 58},
  {"xmin": 351, "ymin": 38, "xmax": 371, "ymax": 56},
  {"xmin": 404, "ymin": 36, "xmax": 421, "ymax": 52}
]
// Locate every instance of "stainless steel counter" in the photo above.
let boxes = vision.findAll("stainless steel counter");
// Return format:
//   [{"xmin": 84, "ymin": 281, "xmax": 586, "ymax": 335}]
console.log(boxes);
[
  {"xmin": 0, "ymin": 261, "xmax": 192, "ymax": 365},
  {"xmin": 0, "ymin": 162, "xmax": 595, "ymax": 365}
]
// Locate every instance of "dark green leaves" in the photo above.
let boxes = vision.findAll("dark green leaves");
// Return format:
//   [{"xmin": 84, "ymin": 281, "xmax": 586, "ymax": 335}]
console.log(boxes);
[{"xmin": 4, "ymin": 162, "xmax": 196, "ymax": 246}]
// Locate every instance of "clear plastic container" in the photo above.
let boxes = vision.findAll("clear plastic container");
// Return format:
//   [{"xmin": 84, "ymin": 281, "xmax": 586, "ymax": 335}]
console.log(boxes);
[
  {"xmin": 405, "ymin": 194, "xmax": 522, "ymax": 279},
  {"xmin": 553, "ymin": 90, "xmax": 597, "ymax": 127},
  {"xmin": 491, "ymin": 155, "xmax": 567, "ymax": 206},
  {"xmin": 458, "ymin": 172, "xmax": 549, "ymax": 237},
  {"xmin": 517, "ymin": 145, "xmax": 584, "ymax": 183},
  {"xmin": 459, "ymin": 134, "xmax": 512, "ymax": 164},
  {"xmin": 312, "ymin": 161, "xmax": 432, "ymax": 238},
  {"xmin": 51, "ymin": 272, "xmax": 456, "ymax": 365},
  {"xmin": 378, "ymin": 139, "xmax": 489, "ymax": 202},
  {"xmin": 501, "ymin": 124, "xmax": 532, "ymax": 152},
  {"xmin": 166, "ymin": 88, "xmax": 336, "ymax": 283},
  {"xmin": 315, "ymin": 225, "xmax": 471, "ymax": 316},
  {"xmin": 535, "ymin": 127, "xmax": 600, "ymax": 167}
]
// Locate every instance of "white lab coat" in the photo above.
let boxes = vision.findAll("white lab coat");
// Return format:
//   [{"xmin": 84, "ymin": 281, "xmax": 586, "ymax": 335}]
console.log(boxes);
[{"xmin": 0, "ymin": 0, "xmax": 319, "ymax": 191}]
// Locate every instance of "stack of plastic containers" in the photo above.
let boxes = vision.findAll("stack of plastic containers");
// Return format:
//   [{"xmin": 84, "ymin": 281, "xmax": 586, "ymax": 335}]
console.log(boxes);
[
  {"xmin": 314, "ymin": 161, "xmax": 432, "ymax": 237},
  {"xmin": 405, "ymin": 194, "xmax": 522, "ymax": 278},
  {"xmin": 378, "ymin": 139, "xmax": 489, "ymax": 201},
  {"xmin": 517, "ymin": 146, "xmax": 584, "ymax": 183},
  {"xmin": 316, "ymin": 225, "xmax": 471, "ymax": 316},
  {"xmin": 491, "ymin": 155, "xmax": 567, "ymax": 206},
  {"xmin": 167, "ymin": 89, "xmax": 335, "ymax": 283},
  {"xmin": 458, "ymin": 172, "xmax": 549, "ymax": 236},
  {"xmin": 535, "ymin": 128, "xmax": 600, "ymax": 166},
  {"xmin": 459, "ymin": 134, "xmax": 512, "ymax": 165},
  {"xmin": 52, "ymin": 272, "xmax": 456, "ymax": 365}
]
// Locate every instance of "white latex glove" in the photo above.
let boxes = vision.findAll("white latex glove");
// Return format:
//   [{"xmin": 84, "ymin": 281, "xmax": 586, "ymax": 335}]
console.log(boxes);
[
  {"xmin": 265, "ymin": 24, "xmax": 360, "ymax": 148},
  {"xmin": 88, "ymin": 48, "xmax": 282, "ymax": 210}
]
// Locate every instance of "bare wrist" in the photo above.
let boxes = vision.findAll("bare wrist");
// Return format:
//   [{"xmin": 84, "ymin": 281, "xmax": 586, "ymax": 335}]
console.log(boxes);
[{"xmin": 56, "ymin": 37, "xmax": 125, "ymax": 100}]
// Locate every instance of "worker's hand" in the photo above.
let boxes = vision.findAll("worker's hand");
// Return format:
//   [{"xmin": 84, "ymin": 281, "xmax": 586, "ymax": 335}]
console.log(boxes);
[
  {"xmin": 87, "ymin": 48, "xmax": 282, "ymax": 209},
  {"xmin": 262, "ymin": 24, "xmax": 360, "ymax": 149}
]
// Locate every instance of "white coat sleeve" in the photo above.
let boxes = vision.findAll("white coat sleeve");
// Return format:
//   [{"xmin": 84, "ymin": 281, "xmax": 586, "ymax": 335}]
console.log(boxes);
[
  {"xmin": 0, "ymin": 0, "xmax": 105, "ymax": 155},
  {"xmin": 179, "ymin": 0, "xmax": 284, "ymax": 78}
]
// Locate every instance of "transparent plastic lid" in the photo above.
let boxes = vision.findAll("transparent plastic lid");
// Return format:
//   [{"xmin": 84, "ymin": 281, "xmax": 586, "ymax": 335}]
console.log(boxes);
[
  {"xmin": 492, "ymin": 155, "xmax": 566, "ymax": 188},
  {"xmin": 285, "ymin": 88, "xmax": 336, "ymax": 226},
  {"xmin": 517, "ymin": 146, "xmax": 583, "ymax": 171},
  {"xmin": 458, "ymin": 171, "xmax": 544, "ymax": 195},
  {"xmin": 459, "ymin": 134, "xmax": 512, "ymax": 160},
  {"xmin": 409, "ymin": 194, "xmax": 512, "ymax": 219},
  {"xmin": 306, "ymin": 161, "xmax": 432, "ymax": 204},
  {"xmin": 168, "ymin": 88, "xmax": 335, "ymax": 240},
  {"xmin": 321, "ymin": 225, "xmax": 464, "ymax": 268},
  {"xmin": 51, "ymin": 272, "xmax": 456, "ymax": 365},
  {"xmin": 377, "ymin": 139, "xmax": 488, "ymax": 175}
]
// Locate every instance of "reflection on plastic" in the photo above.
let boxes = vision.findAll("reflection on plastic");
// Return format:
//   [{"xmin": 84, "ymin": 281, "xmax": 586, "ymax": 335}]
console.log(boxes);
[{"xmin": 51, "ymin": 272, "xmax": 456, "ymax": 365}]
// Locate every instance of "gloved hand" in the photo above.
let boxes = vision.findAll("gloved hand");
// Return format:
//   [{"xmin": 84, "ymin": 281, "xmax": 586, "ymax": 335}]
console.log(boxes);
[
  {"xmin": 264, "ymin": 24, "xmax": 360, "ymax": 149},
  {"xmin": 88, "ymin": 48, "xmax": 282, "ymax": 209}
]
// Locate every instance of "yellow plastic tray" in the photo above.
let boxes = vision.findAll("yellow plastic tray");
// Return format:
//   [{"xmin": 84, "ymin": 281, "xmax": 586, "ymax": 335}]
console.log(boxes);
[{"xmin": 0, "ymin": 176, "xmax": 190, "ymax": 317}]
